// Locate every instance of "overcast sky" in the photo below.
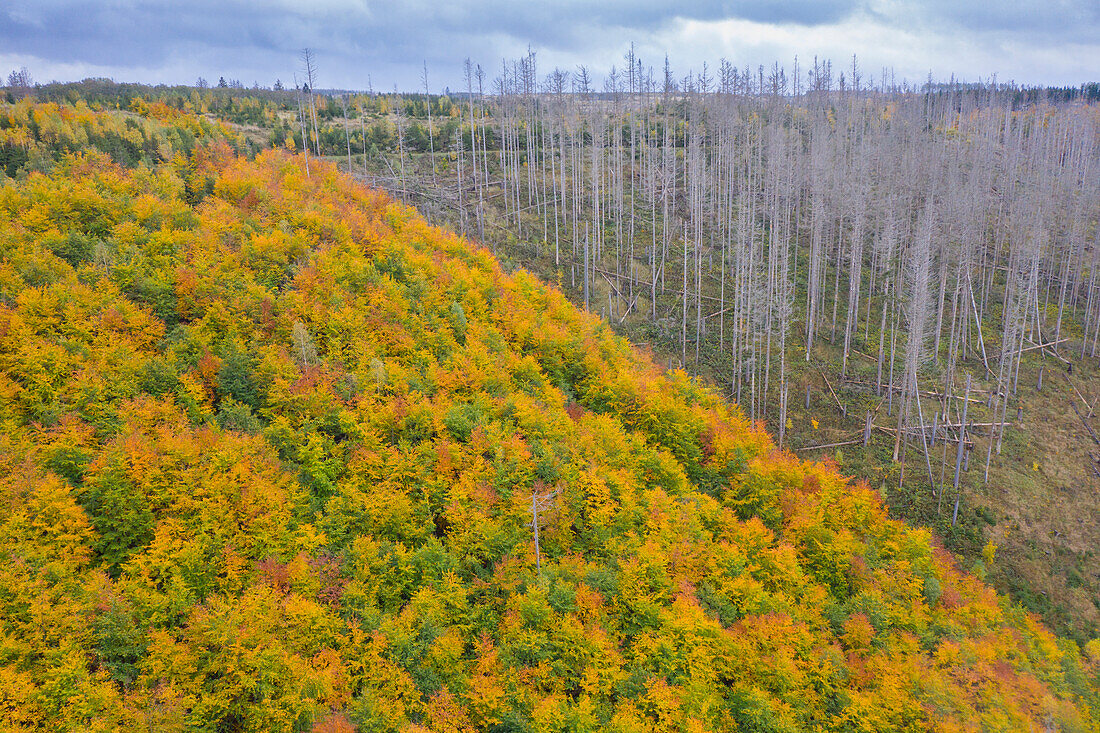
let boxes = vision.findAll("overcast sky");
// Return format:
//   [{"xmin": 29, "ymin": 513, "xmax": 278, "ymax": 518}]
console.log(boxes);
[{"xmin": 2, "ymin": 1, "xmax": 1098, "ymax": 92}]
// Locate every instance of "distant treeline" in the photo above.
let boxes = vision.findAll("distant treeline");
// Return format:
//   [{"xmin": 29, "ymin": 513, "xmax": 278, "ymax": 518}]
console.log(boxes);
[{"xmin": 7, "ymin": 74, "xmax": 1099, "ymax": 160}]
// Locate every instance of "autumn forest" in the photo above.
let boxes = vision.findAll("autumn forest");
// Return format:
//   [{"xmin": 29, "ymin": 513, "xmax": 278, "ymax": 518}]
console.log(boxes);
[{"xmin": 1, "ymin": 55, "xmax": 1099, "ymax": 732}]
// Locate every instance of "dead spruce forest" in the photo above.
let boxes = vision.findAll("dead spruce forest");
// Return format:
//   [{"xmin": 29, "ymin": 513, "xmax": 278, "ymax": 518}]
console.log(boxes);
[
  {"xmin": 265, "ymin": 53, "xmax": 1100, "ymax": 642},
  {"xmin": 2, "ymin": 51, "xmax": 1100, "ymax": 730}
]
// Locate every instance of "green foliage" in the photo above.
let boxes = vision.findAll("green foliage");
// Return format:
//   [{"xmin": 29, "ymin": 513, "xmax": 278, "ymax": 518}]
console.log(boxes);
[
  {"xmin": 442, "ymin": 399, "xmax": 484, "ymax": 442},
  {"xmin": 217, "ymin": 344, "xmax": 264, "ymax": 411},
  {"xmin": 217, "ymin": 398, "xmax": 262, "ymax": 434},
  {"xmin": 448, "ymin": 301, "xmax": 467, "ymax": 344},
  {"xmin": 43, "ymin": 445, "xmax": 92, "ymax": 486},
  {"xmin": 94, "ymin": 600, "xmax": 147, "ymax": 687},
  {"xmin": 43, "ymin": 231, "xmax": 96, "ymax": 267},
  {"xmin": 81, "ymin": 462, "xmax": 154, "ymax": 575}
]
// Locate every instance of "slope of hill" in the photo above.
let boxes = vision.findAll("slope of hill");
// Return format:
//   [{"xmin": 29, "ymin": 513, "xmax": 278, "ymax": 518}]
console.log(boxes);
[{"xmin": 0, "ymin": 101, "xmax": 1098, "ymax": 731}]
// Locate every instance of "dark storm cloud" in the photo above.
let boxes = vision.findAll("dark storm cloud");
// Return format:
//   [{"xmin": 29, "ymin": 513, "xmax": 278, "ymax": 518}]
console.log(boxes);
[{"xmin": 2, "ymin": 0, "xmax": 1098, "ymax": 88}]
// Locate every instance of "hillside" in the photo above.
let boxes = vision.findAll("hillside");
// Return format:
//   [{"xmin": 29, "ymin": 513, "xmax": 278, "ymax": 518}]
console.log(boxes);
[
  {"xmin": 320, "ymin": 84, "xmax": 1100, "ymax": 644},
  {"xmin": 0, "ymin": 101, "xmax": 1099, "ymax": 731}
]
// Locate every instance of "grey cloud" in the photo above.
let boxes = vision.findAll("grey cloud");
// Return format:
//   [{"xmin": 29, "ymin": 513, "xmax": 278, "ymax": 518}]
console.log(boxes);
[
  {"xmin": 866, "ymin": 0, "xmax": 1100, "ymax": 44},
  {"xmin": 1, "ymin": 0, "xmax": 1097, "ymax": 89},
  {"xmin": 1, "ymin": 0, "xmax": 860, "ymax": 66}
]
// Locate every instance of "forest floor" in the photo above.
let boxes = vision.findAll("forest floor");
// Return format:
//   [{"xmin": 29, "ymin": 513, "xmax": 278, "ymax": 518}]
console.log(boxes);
[{"xmin": 777, "ymin": 349, "xmax": 1100, "ymax": 643}]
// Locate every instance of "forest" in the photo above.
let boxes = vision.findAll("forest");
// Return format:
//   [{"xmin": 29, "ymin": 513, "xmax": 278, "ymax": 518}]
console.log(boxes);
[
  {"xmin": 214, "ymin": 51, "xmax": 1100, "ymax": 645},
  {"xmin": 0, "ymin": 80, "xmax": 1098, "ymax": 730}
]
